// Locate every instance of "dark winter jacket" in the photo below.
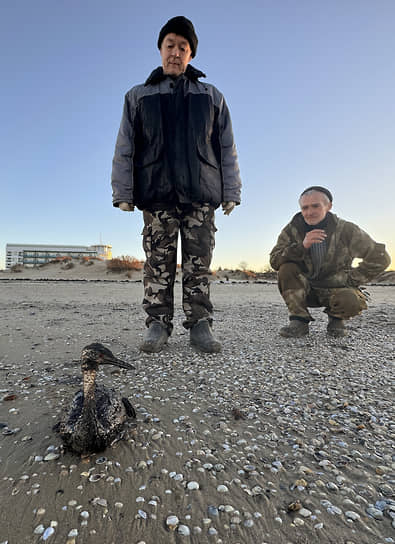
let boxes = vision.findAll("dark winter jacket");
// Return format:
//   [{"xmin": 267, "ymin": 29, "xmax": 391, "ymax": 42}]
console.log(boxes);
[
  {"xmin": 270, "ymin": 212, "xmax": 391, "ymax": 288},
  {"xmin": 111, "ymin": 64, "xmax": 242, "ymax": 210}
]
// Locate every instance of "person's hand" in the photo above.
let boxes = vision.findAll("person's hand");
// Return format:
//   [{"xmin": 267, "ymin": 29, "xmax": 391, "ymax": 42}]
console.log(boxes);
[
  {"xmin": 222, "ymin": 201, "xmax": 236, "ymax": 215},
  {"xmin": 119, "ymin": 202, "xmax": 134, "ymax": 212},
  {"xmin": 303, "ymin": 229, "xmax": 326, "ymax": 249}
]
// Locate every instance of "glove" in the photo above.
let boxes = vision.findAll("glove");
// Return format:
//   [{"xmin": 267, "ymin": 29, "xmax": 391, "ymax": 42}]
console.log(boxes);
[
  {"xmin": 119, "ymin": 202, "xmax": 134, "ymax": 212},
  {"xmin": 222, "ymin": 201, "xmax": 236, "ymax": 215}
]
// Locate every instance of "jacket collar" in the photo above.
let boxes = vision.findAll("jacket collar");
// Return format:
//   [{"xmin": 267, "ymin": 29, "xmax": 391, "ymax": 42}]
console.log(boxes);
[
  {"xmin": 144, "ymin": 64, "xmax": 206, "ymax": 86},
  {"xmin": 292, "ymin": 211, "xmax": 337, "ymax": 237}
]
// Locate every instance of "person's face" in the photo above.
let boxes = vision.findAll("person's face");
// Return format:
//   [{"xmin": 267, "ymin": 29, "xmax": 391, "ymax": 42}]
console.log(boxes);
[
  {"xmin": 160, "ymin": 33, "xmax": 192, "ymax": 77},
  {"xmin": 300, "ymin": 192, "xmax": 332, "ymax": 225}
]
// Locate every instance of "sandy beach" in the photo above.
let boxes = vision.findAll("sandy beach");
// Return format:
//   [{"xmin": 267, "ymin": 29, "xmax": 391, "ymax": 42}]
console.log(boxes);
[{"xmin": 0, "ymin": 277, "xmax": 394, "ymax": 544}]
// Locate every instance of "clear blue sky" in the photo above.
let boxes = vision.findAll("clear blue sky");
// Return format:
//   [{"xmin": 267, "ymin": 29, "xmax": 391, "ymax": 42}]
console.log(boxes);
[{"xmin": 1, "ymin": 0, "xmax": 394, "ymax": 271}]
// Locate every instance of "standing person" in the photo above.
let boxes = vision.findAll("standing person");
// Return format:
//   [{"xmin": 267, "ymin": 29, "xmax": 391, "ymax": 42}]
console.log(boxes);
[
  {"xmin": 270, "ymin": 186, "xmax": 390, "ymax": 337},
  {"xmin": 111, "ymin": 16, "xmax": 242, "ymax": 353}
]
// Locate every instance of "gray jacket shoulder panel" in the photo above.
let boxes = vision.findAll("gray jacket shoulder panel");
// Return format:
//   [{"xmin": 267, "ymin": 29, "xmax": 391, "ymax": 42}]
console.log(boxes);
[{"xmin": 111, "ymin": 68, "xmax": 242, "ymax": 209}]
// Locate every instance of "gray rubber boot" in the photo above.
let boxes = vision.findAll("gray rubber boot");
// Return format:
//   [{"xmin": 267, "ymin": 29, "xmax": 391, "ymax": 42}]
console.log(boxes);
[
  {"xmin": 190, "ymin": 320, "xmax": 221, "ymax": 353},
  {"xmin": 327, "ymin": 316, "xmax": 347, "ymax": 337},
  {"xmin": 140, "ymin": 321, "xmax": 169, "ymax": 353},
  {"xmin": 279, "ymin": 319, "xmax": 309, "ymax": 338}
]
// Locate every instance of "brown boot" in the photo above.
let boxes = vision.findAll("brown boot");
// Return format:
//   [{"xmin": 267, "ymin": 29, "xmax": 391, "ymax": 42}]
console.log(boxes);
[
  {"xmin": 279, "ymin": 319, "xmax": 309, "ymax": 338},
  {"xmin": 327, "ymin": 316, "xmax": 347, "ymax": 337}
]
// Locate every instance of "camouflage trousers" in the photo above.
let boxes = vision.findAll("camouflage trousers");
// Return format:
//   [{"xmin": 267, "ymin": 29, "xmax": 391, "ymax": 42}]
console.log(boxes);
[
  {"xmin": 278, "ymin": 262, "xmax": 368, "ymax": 321},
  {"xmin": 142, "ymin": 203, "xmax": 216, "ymax": 332}
]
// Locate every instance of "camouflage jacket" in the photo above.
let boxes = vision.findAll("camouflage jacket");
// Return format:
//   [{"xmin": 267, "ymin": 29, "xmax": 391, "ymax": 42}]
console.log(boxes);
[{"xmin": 270, "ymin": 212, "xmax": 391, "ymax": 288}]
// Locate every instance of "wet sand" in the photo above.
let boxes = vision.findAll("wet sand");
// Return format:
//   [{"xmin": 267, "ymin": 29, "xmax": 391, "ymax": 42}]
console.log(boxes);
[{"xmin": 0, "ymin": 280, "xmax": 394, "ymax": 544}]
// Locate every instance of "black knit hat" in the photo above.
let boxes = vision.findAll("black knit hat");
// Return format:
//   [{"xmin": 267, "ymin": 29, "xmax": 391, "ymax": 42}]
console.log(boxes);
[
  {"xmin": 300, "ymin": 186, "xmax": 333, "ymax": 202},
  {"xmin": 157, "ymin": 16, "xmax": 198, "ymax": 58}
]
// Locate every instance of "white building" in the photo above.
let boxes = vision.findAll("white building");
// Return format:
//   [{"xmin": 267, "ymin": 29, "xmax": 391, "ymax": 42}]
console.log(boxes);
[{"xmin": 5, "ymin": 243, "xmax": 112, "ymax": 269}]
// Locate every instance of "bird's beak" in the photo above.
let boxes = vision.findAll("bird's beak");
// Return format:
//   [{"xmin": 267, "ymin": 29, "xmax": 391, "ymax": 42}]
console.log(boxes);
[{"xmin": 100, "ymin": 354, "xmax": 135, "ymax": 370}]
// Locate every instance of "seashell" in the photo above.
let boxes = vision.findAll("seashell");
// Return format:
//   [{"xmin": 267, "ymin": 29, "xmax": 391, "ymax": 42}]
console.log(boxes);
[
  {"xmin": 345, "ymin": 511, "xmax": 360, "ymax": 521},
  {"xmin": 92, "ymin": 497, "xmax": 107, "ymax": 507},
  {"xmin": 44, "ymin": 453, "xmax": 60, "ymax": 461},
  {"xmin": 95, "ymin": 456, "xmax": 107, "ymax": 464},
  {"xmin": 166, "ymin": 515, "xmax": 179, "ymax": 530},
  {"xmin": 187, "ymin": 481, "xmax": 199, "ymax": 490},
  {"xmin": 217, "ymin": 485, "xmax": 229, "ymax": 493},
  {"xmin": 178, "ymin": 525, "xmax": 190, "ymax": 536},
  {"xmin": 288, "ymin": 501, "xmax": 301, "ymax": 512},
  {"xmin": 207, "ymin": 506, "xmax": 219, "ymax": 516},
  {"xmin": 89, "ymin": 473, "xmax": 103, "ymax": 482},
  {"xmin": 251, "ymin": 486, "xmax": 264, "ymax": 496},
  {"xmin": 294, "ymin": 479, "xmax": 307, "ymax": 488},
  {"xmin": 42, "ymin": 527, "xmax": 55, "ymax": 540}
]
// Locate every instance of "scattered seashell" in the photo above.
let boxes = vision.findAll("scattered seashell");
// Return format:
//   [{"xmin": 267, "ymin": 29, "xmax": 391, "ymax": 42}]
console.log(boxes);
[
  {"xmin": 89, "ymin": 473, "xmax": 103, "ymax": 482},
  {"xmin": 44, "ymin": 453, "xmax": 59, "ymax": 461},
  {"xmin": 42, "ymin": 527, "xmax": 55, "ymax": 540},
  {"xmin": 166, "ymin": 515, "xmax": 179, "ymax": 530}
]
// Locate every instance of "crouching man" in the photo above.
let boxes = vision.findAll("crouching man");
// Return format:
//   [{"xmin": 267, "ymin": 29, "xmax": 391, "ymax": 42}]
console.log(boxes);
[{"xmin": 270, "ymin": 186, "xmax": 391, "ymax": 337}]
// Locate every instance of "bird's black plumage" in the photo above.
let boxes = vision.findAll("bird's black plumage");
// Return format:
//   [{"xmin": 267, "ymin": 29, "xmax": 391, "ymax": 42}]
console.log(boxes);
[{"xmin": 55, "ymin": 343, "xmax": 136, "ymax": 454}]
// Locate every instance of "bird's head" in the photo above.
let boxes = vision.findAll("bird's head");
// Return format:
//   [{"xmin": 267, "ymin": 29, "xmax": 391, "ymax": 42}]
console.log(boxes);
[{"xmin": 80, "ymin": 343, "xmax": 135, "ymax": 372}]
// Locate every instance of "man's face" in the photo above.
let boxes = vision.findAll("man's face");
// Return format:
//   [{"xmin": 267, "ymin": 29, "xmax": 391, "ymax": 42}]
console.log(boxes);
[
  {"xmin": 160, "ymin": 33, "xmax": 192, "ymax": 77},
  {"xmin": 300, "ymin": 191, "xmax": 332, "ymax": 225}
]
